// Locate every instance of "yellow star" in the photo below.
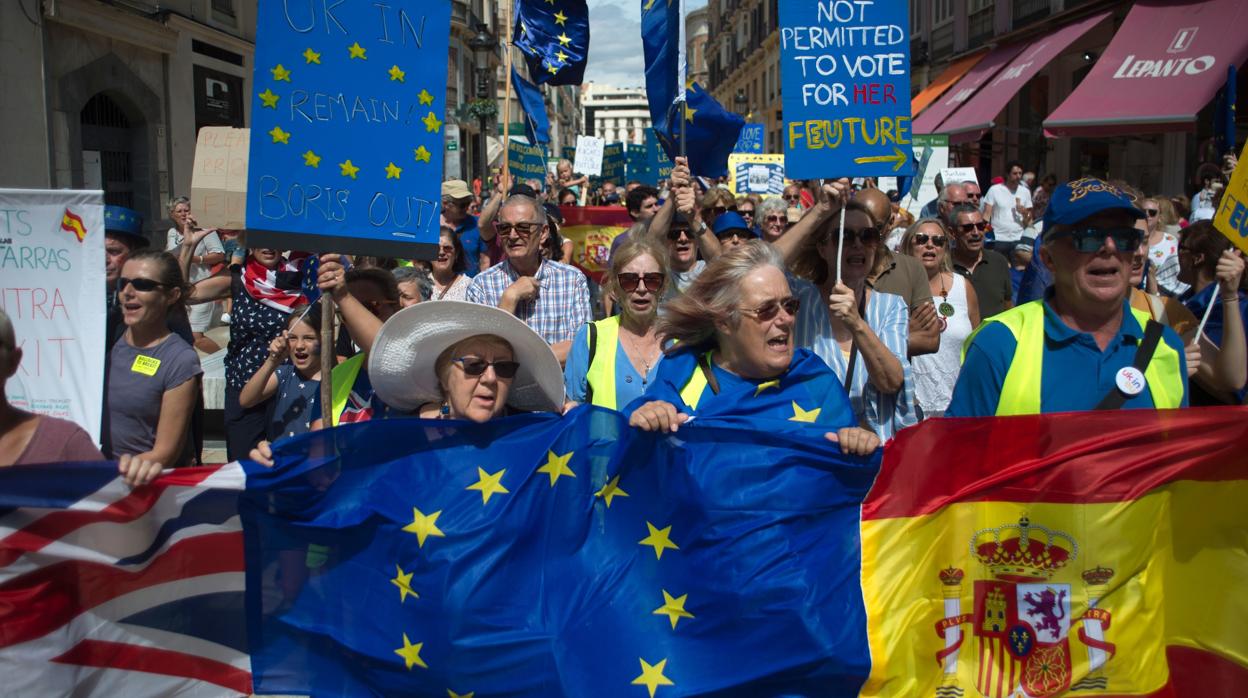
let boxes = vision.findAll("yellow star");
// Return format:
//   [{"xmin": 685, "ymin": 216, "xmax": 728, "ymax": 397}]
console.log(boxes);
[
  {"xmin": 789, "ymin": 402, "xmax": 821, "ymax": 423},
  {"xmin": 754, "ymin": 379, "xmax": 780, "ymax": 396},
  {"xmin": 652, "ymin": 590, "xmax": 694, "ymax": 630},
  {"xmin": 536, "ymin": 450, "xmax": 576, "ymax": 486},
  {"xmin": 558, "ymin": 32, "xmax": 572, "ymax": 46},
  {"xmin": 639, "ymin": 522, "xmax": 679, "ymax": 560},
  {"xmin": 391, "ymin": 564, "xmax": 418, "ymax": 603},
  {"xmin": 302, "ymin": 149, "xmax": 321, "ymax": 168},
  {"xmin": 338, "ymin": 159, "xmax": 360, "ymax": 179},
  {"xmin": 348, "ymin": 41, "xmax": 367, "ymax": 59},
  {"xmin": 385, "ymin": 162, "xmax": 402, "ymax": 179},
  {"xmin": 388, "ymin": 64, "xmax": 406, "ymax": 82},
  {"xmin": 554, "ymin": 10, "xmax": 568, "ymax": 25},
  {"xmin": 447, "ymin": 691, "xmax": 474, "ymax": 698},
  {"xmin": 271, "ymin": 64, "xmax": 291, "ymax": 82},
  {"xmin": 422, "ymin": 111, "xmax": 443, "ymax": 133},
  {"xmin": 268, "ymin": 126, "xmax": 290, "ymax": 144},
  {"xmin": 418, "ymin": 89, "xmax": 435, "ymax": 106},
  {"xmin": 594, "ymin": 475, "xmax": 629, "ymax": 507},
  {"xmin": 413, "ymin": 145, "xmax": 431, "ymax": 163},
  {"xmin": 631, "ymin": 658, "xmax": 674, "ymax": 697},
  {"xmin": 684, "ymin": 104, "xmax": 697, "ymax": 123},
  {"xmin": 303, "ymin": 47, "xmax": 321, "ymax": 64},
  {"xmin": 402, "ymin": 507, "xmax": 445, "ymax": 547},
  {"xmin": 466, "ymin": 467, "xmax": 509, "ymax": 504},
  {"xmin": 258, "ymin": 88, "xmax": 279, "ymax": 108},
  {"xmin": 555, "ymin": 50, "xmax": 569, "ymax": 64},
  {"xmin": 394, "ymin": 633, "xmax": 427, "ymax": 670},
  {"xmin": 547, "ymin": 62, "xmax": 559, "ymax": 75}
]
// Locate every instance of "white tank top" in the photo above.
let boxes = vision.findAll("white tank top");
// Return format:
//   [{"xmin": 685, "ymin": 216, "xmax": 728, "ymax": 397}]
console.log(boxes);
[{"xmin": 914, "ymin": 274, "xmax": 974, "ymax": 416}]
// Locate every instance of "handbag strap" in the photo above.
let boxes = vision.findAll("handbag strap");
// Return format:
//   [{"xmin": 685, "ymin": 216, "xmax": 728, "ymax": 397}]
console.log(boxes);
[{"xmin": 1095, "ymin": 319, "xmax": 1165, "ymax": 410}]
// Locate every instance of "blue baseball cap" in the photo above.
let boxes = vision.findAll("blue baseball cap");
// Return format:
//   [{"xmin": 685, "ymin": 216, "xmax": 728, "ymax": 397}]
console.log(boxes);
[
  {"xmin": 1042, "ymin": 178, "xmax": 1143, "ymax": 228},
  {"xmin": 103, "ymin": 205, "xmax": 148, "ymax": 247},
  {"xmin": 711, "ymin": 211, "xmax": 755, "ymax": 238}
]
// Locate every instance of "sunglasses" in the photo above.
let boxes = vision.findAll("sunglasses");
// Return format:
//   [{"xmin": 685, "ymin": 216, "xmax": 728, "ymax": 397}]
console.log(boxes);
[
  {"xmin": 913, "ymin": 233, "xmax": 947, "ymax": 247},
  {"xmin": 716, "ymin": 229, "xmax": 756, "ymax": 241},
  {"xmin": 764, "ymin": 215, "xmax": 787, "ymax": 224},
  {"xmin": 740, "ymin": 296, "xmax": 800, "ymax": 322},
  {"xmin": 667, "ymin": 227, "xmax": 694, "ymax": 241},
  {"xmin": 617, "ymin": 272, "xmax": 666, "ymax": 292},
  {"xmin": 825, "ymin": 227, "xmax": 882, "ymax": 245},
  {"xmin": 958, "ymin": 221, "xmax": 990, "ymax": 233},
  {"xmin": 494, "ymin": 222, "xmax": 543, "ymax": 238},
  {"xmin": 966, "ymin": 192, "xmax": 981, "ymax": 200},
  {"xmin": 453, "ymin": 357, "xmax": 520, "ymax": 379},
  {"xmin": 118, "ymin": 277, "xmax": 168, "ymax": 292},
  {"xmin": 1143, "ymin": 209, "xmax": 1159, "ymax": 218},
  {"xmin": 739, "ymin": 209, "xmax": 754, "ymax": 217},
  {"xmin": 1054, "ymin": 226, "xmax": 1144, "ymax": 253},
  {"xmin": 784, "ymin": 195, "xmax": 801, "ymax": 202},
  {"xmin": 437, "ymin": 244, "xmax": 455, "ymax": 254},
  {"xmin": 710, "ymin": 205, "xmax": 737, "ymax": 215}
]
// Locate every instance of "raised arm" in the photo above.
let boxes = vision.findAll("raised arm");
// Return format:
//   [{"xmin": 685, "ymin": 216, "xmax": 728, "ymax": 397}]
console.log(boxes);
[{"xmin": 772, "ymin": 179, "xmax": 849, "ymax": 266}]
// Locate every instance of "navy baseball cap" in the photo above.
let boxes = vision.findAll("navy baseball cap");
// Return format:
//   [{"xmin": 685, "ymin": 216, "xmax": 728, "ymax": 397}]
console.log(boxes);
[
  {"xmin": 711, "ymin": 211, "xmax": 756, "ymax": 238},
  {"xmin": 1042, "ymin": 178, "xmax": 1143, "ymax": 228},
  {"xmin": 103, "ymin": 205, "xmax": 149, "ymax": 248}
]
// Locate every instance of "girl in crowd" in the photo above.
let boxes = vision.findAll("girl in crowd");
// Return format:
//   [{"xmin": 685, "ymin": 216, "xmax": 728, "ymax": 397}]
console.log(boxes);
[
  {"xmin": 901, "ymin": 219, "xmax": 981, "ymax": 417},
  {"xmin": 551, "ymin": 160, "xmax": 588, "ymax": 200},
  {"xmin": 239, "ymin": 305, "xmax": 324, "ymax": 441},
  {"xmin": 430, "ymin": 226, "xmax": 473, "ymax": 301},
  {"xmin": 1178, "ymin": 222, "xmax": 1248, "ymax": 405}
]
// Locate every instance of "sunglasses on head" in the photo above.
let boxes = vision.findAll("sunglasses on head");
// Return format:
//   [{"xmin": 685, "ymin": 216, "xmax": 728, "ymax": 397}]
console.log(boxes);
[
  {"xmin": 118, "ymin": 277, "xmax": 168, "ymax": 293},
  {"xmin": 913, "ymin": 233, "xmax": 947, "ymax": 247},
  {"xmin": 453, "ymin": 356, "xmax": 520, "ymax": 379},
  {"xmin": 1054, "ymin": 226, "xmax": 1144, "ymax": 253},
  {"xmin": 617, "ymin": 272, "xmax": 665, "ymax": 292},
  {"xmin": 494, "ymin": 221, "xmax": 543, "ymax": 238},
  {"xmin": 958, "ymin": 221, "xmax": 990, "ymax": 233},
  {"xmin": 825, "ymin": 227, "xmax": 881, "ymax": 245},
  {"xmin": 740, "ymin": 296, "xmax": 800, "ymax": 322}
]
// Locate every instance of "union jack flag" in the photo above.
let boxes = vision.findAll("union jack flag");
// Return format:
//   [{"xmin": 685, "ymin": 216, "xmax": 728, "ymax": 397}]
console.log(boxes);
[{"xmin": 0, "ymin": 462, "xmax": 251, "ymax": 696}]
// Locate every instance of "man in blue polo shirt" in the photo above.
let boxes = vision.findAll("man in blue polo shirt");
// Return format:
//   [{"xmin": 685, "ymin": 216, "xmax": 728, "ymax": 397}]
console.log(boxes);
[{"xmin": 947, "ymin": 178, "xmax": 1188, "ymax": 417}]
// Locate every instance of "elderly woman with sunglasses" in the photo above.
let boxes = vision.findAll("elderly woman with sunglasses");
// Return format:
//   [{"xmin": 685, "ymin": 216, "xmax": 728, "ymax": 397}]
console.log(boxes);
[
  {"xmin": 626, "ymin": 241, "xmax": 880, "ymax": 457},
  {"xmin": 901, "ymin": 219, "xmax": 981, "ymax": 417},
  {"xmin": 564, "ymin": 239, "xmax": 668, "ymax": 410},
  {"xmin": 756, "ymin": 197, "xmax": 789, "ymax": 243}
]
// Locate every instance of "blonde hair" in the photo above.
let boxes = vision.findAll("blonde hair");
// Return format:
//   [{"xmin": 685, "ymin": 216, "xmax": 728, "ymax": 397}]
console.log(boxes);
[
  {"xmin": 899, "ymin": 218, "xmax": 953, "ymax": 273},
  {"xmin": 608, "ymin": 238, "xmax": 668, "ymax": 296},
  {"xmin": 658, "ymin": 240, "xmax": 785, "ymax": 351}
]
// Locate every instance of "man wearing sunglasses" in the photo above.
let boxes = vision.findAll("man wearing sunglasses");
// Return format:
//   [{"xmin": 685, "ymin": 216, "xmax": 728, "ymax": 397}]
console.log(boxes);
[
  {"xmin": 948, "ymin": 178, "xmax": 1188, "ymax": 418},
  {"xmin": 950, "ymin": 205, "xmax": 1014, "ymax": 319},
  {"xmin": 442, "ymin": 180, "xmax": 488, "ymax": 277}
]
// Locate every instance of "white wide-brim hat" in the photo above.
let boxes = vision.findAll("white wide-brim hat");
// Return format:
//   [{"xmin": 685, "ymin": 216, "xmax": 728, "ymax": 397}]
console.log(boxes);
[{"xmin": 367, "ymin": 300, "xmax": 564, "ymax": 414}]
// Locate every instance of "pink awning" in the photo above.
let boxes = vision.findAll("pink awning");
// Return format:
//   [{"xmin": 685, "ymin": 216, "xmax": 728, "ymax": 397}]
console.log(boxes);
[
  {"xmin": 912, "ymin": 43, "xmax": 1025, "ymax": 135},
  {"xmin": 937, "ymin": 12, "xmax": 1110, "ymax": 144},
  {"xmin": 1045, "ymin": 0, "xmax": 1248, "ymax": 137}
]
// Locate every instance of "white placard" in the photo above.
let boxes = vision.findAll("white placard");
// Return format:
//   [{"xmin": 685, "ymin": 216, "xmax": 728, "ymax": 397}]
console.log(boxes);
[
  {"xmin": 747, "ymin": 166, "xmax": 771, "ymax": 192},
  {"xmin": 940, "ymin": 167, "xmax": 979, "ymax": 188},
  {"xmin": 573, "ymin": 135, "xmax": 605, "ymax": 177},
  {"xmin": 0, "ymin": 189, "xmax": 106, "ymax": 443}
]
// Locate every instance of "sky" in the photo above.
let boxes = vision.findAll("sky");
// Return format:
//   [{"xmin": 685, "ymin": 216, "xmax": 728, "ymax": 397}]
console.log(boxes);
[{"xmin": 582, "ymin": 0, "xmax": 707, "ymax": 89}]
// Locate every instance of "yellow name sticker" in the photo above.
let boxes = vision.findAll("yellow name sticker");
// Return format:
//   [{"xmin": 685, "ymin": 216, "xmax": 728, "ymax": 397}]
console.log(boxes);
[{"xmin": 131, "ymin": 355, "xmax": 161, "ymax": 376}]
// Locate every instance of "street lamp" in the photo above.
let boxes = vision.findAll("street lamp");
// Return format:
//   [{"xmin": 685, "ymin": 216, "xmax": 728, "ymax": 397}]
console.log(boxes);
[
  {"xmin": 467, "ymin": 23, "xmax": 496, "ymax": 185},
  {"xmin": 734, "ymin": 88, "xmax": 749, "ymax": 119}
]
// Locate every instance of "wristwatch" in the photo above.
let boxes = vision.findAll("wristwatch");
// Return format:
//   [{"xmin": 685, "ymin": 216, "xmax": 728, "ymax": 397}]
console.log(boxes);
[{"xmin": 691, "ymin": 220, "xmax": 707, "ymax": 236}]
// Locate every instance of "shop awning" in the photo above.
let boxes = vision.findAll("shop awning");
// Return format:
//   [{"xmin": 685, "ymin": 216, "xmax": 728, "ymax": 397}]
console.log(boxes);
[
  {"xmin": 911, "ymin": 51, "xmax": 988, "ymax": 117},
  {"xmin": 912, "ymin": 43, "xmax": 1025, "ymax": 135},
  {"xmin": 1045, "ymin": 0, "xmax": 1248, "ymax": 137},
  {"xmin": 936, "ymin": 11, "xmax": 1110, "ymax": 144}
]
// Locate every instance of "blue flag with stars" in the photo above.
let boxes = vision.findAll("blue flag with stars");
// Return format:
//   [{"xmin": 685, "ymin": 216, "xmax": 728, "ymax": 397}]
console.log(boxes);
[
  {"xmin": 640, "ymin": 0, "xmax": 681, "ymax": 139},
  {"xmin": 657, "ymin": 83, "xmax": 746, "ymax": 179},
  {"xmin": 243, "ymin": 407, "xmax": 878, "ymax": 696},
  {"xmin": 512, "ymin": 66, "xmax": 551, "ymax": 147},
  {"xmin": 514, "ymin": 0, "xmax": 590, "ymax": 86}
]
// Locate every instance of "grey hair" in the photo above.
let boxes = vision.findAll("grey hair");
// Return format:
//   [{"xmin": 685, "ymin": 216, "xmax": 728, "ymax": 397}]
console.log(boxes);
[
  {"xmin": 949, "ymin": 203, "xmax": 980, "ymax": 226},
  {"xmin": 937, "ymin": 182, "xmax": 965, "ymax": 204},
  {"xmin": 658, "ymin": 240, "xmax": 786, "ymax": 350},
  {"xmin": 499, "ymin": 195, "xmax": 545, "ymax": 224},
  {"xmin": 392, "ymin": 266, "xmax": 433, "ymax": 301},
  {"xmin": 757, "ymin": 196, "xmax": 787, "ymax": 220},
  {"xmin": 167, "ymin": 195, "xmax": 190, "ymax": 211}
]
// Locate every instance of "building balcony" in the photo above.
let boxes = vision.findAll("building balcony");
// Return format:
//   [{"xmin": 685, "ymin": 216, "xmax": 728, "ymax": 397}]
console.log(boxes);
[
  {"xmin": 967, "ymin": 7, "xmax": 995, "ymax": 47},
  {"xmin": 1012, "ymin": 0, "xmax": 1051, "ymax": 28}
]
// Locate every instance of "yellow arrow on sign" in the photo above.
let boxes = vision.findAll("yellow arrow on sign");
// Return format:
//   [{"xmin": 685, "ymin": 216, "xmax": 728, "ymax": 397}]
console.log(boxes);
[{"xmin": 854, "ymin": 146, "xmax": 908, "ymax": 172}]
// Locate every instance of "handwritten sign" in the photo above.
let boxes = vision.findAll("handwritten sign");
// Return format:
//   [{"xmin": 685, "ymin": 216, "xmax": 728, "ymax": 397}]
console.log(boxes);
[
  {"xmin": 0, "ymin": 189, "xmax": 106, "ymax": 443},
  {"xmin": 507, "ymin": 140, "xmax": 548, "ymax": 183},
  {"xmin": 244, "ymin": 0, "xmax": 451, "ymax": 258},
  {"xmin": 940, "ymin": 166, "xmax": 979, "ymax": 188},
  {"xmin": 573, "ymin": 136, "xmax": 605, "ymax": 177},
  {"xmin": 727, "ymin": 154, "xmax": 787, "ymax": 196},
  {"xmin": 191, "ymin": 127, "xmax": 249, "ymax": 230},
  {"xmin": 779, "ymin": 0, "xmax": 913, "ymax": 178},
  {"xmin": 734, "ymin": 124, "xmax": 765, "ymax": 154},
  {"xmin": 1213, "ymin": 141, "xmax": 1248, "ymax": 256}
]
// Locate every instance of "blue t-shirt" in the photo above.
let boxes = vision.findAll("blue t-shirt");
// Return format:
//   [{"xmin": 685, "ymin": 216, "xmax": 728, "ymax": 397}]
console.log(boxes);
[
  {"xmin": 1182, "ymin": 284, "xmax": 1248, "ymax": 404},
  {"xmin": 457, "ymin": 215, "xmax": 486, "ymax": 277},
  {"xmin": 564, "ymin": 322, "xmax": 662, "ymax": 408},
  {"xmin": 946, "ymin": 295, "xmax": 1188, "ymax": 417},
  {"xmin": 269, "ymin": 364, "xmax": 320, "ymax": 441},
  {"xmin": 624, "ymin": 347, "xmax": 856, "ymax": 434}
]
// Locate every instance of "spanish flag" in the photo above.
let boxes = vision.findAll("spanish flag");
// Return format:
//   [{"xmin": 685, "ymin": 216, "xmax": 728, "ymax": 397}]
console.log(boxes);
[
  {"xmin": 60, "ymin": 208, "xmax": 87, "ymax": 242},
  {"xmin": 558, "ymin": 205, "xmax": 633, "ymax": 284},
  {"xmin": 859, "ymin": 408, "xmax": 1248, "ymax": 697}
]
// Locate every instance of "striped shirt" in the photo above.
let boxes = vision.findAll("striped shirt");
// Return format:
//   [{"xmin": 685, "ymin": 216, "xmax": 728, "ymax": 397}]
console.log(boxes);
[
  {"xmin": 793, "ymin": 281, "xmax": 919, "ymax": 441},
  {"xmin": 467, "ymin": 258, "xmax": 592, "ymax": 344}
]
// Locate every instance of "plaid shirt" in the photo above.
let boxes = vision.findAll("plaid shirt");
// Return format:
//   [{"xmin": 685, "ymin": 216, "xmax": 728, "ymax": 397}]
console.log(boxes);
[{"xmin": 467, "ymin": 258, "xmax": 592, "ymax": 344}]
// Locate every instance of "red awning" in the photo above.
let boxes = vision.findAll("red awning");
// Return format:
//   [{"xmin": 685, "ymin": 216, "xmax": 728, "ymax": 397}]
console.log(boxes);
[
  {"xmin": 911, "ymin": 51, "xmax": 988, "ymax": 118},
  {"xmin": 912, "ymin": 43, "xmax": 1025, "ymax": 135},
  {"xmin": 1045, "ymin": 0, "xmax": 1248, "ymax": 137},
  {"xmin": 936, "ymin": 12, "xmax": 1110, "ymax": 144}
]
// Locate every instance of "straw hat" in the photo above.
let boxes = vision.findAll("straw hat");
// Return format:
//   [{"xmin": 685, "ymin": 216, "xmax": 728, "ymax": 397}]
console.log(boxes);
[{"xmin": 367, "ymin": 300, "xmax": 564, "ymax": 414}]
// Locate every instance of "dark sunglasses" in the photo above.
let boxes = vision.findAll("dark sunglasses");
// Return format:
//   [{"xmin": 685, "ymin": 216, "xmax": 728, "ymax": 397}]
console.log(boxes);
[
  {"xmin": 825, "ymin": 227, "xmax": 882, "ymax": 245},
  {"xmin": 452, "ymin": 357, "xmax": 520, "ymax": 378},
  {"xmin": 740, "ymin": 296, "xmax": 800, "ymax": 321},
  {"xmin": 739, "ymin": 209, "xmax": 754, "ymax": 217},
  {"xmin": 716, "ymin": 228, "xmax": 756, "ymax": 241},
  {"xmin": 764, "ymin": 214, "xmax": 787, "ymax": 224},
  {"xmin": 783, "ymin": 194, "xmax": 801, "ymax": 202},
  {"xmin": 437, "ymin": 244, "xmax": 455, "ymax": 254},
  {"xmin": 666, "ymin": 227, "xmax": 694, "ymax": 241},
  {"xmin": 617, "ymin": 272, "xmax": 666, "ymax": 292},
  {"xmin": 913, "ymin": 233, "xmax": 947, "ymax": 247},
  {"xmin": 711, "ymin": 205, "xmax": 737, "ymax": 215},
  {"xmin": 494, "ymin": 222, "xmax": 543, "ymax": 238},
  {"xmin": 1143, "ymin": 208, "xmax": 1159, "ymax": 218},
  {"xmin": 1054, "ymin": 226, "xmax": 1144, "ymax": 253},
  {"xmin": 958, "ymin": 221, "xmax": 990, "ymax": 233},
  {"xmin": 966, "ymin": 192, "xmax": 981, "ymax": 200},
  {"xmin": 118, "ymin": 277, "xmax": 168, "ymax": 292}
]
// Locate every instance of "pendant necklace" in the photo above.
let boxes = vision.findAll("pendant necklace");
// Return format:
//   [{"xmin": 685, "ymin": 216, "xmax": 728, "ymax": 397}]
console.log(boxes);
[{"xmin": 938, "ymin": 273, "xmax": 956, "ymax": 318}]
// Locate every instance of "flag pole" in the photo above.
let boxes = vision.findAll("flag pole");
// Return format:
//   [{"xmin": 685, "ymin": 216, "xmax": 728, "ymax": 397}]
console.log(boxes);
[
  {"xmin": 319, "ymin": 291, "xmax": 335, "ymax": 427},
  {"xmin": 502, "ymin": 3, "xmax": 515, "ymax": 184},
  {"xmin": 677, "ymin": 0, "xmax": 688, "ymax": 159}
]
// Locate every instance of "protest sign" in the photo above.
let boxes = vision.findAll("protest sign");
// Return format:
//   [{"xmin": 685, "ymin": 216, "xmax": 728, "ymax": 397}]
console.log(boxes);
[
  {"xmin": 779, "ymin": 0, "xmax": 913, "ymax": 179},
  {"xmin": 573, "ymin": 136, "xmax": 605, "ymax": 177},
  {"xmin": 597, "ymin": 143, "xmax": 627, "ymax": 185},
  {"xmin": 901, "ymin": 134, "xmax": 949, "ymax": 217},
  {"xmin": 561, "ymin": 146, "xmax": 576, "ymax": 164},
  {"xmin": 191, "ymin": 127, "xmax": 249, "ymax": 230},
  {"xmin": 507, "ymin": 140, "xmax": 548, "ymax": 184},
  {"xmin": 1213, "ymin": 141, "xmax": 1248, "ymax": 256},
  {"xmin": 940, "ymin": 166, "xmax": 979, "ymax": 189},
  {"xmin": 0, "ymin": 189, "xmax": 105, "ymax": 442},
  {"xmin": 644, "ymin": 128, "xmax": 675, "ymax": 183},
  {"xmin": 734, "ymin": 124, "xmax": 765, "ymax": 153},
  {"xmin": 626, "ymin": 143, "xmax": 648, "ymax": 183},
  {"xmin": 244, "ymin": 1, "xmax": 451, "ymax": 258},
  {"xmin": 727, "ymin": 154, "xmax": 787, "ymax": 196}
]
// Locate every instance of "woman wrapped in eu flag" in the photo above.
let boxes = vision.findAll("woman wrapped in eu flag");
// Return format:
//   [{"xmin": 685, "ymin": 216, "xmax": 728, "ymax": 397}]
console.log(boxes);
[{"xmin": 625, "ymin": 240, "xmax": 881, "ymax": 456}]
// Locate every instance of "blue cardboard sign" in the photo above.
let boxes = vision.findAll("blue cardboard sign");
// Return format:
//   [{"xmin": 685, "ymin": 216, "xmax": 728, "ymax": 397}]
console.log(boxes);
[
  {"xmin": 599, "ymin": 143, "xmax": 627, "ymax": 184},
  {"xmin": 644, "ymin": 128, "xmax": 674, "ymax": 184},
  {"xmin": 626, "ymin": 144, "xmax": 648, "ymax": 183},
  {"xmin": 561, "ymin": 146, "xmax": 577, "ymax": 164},
  {"xmin": 734, "ymin": 124, "xmax": 765, "ymax": 153},
  {"xmin": 507, "ymin": 140, "xmax": 548, "ymax": 184},
  {"xmin": 246, "ymin": 0, "xmax": 451, "ymax": 257},
  {"xmin": 778, "ymin": 0, "xmax": 912, "ymax": 179}
]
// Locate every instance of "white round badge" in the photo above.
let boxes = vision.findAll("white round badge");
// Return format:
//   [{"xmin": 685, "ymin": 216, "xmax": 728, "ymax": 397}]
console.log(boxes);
[{"xmin": 1115, "ymin": 366, "xmax": 1147, "ymax": 396}]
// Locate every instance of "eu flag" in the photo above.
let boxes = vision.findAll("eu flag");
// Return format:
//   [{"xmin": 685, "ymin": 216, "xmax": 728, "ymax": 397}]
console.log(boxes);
[
  {"xmin": 657, "ymin": 83, "xmax": 746, "ymax": 179},
  {"xmin": 512, "ymin": 67, "xmax": 551, "ymax": 147},
  {"xmin": 514, "ymin": 0, "xmax": 589, "ymax": 86},
  {"xmin": 243, "ymin": 407, "xmax": 879, "ymax": 695},
  {"xmin": 641, "ymin": 0, "xmax": 681, "ymax": 139}
]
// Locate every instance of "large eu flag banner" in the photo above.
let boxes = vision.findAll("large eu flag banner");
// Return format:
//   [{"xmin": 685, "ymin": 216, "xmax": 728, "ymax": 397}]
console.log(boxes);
[
  {"xmin": 243, "ymin": 406, "xmax": 878, "ymax": 696},
  {"xmin": 514, "ymin": 0, "xmax": 590, "ymax": 86}
]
